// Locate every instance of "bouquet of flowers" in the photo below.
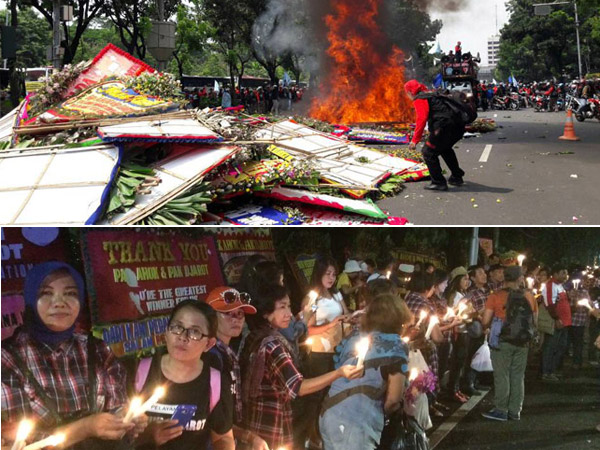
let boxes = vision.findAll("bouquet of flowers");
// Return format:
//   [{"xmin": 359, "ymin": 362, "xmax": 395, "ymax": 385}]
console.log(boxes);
[{"xmin": 404, "ymin": 370, "xmax": 437, "ymax": 406}]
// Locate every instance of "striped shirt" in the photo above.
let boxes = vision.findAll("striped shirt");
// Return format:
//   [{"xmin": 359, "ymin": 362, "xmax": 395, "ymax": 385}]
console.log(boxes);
[
  {"xmin": 242, "ymin": 338, "xmax": 303, "ymax": 449},
  {"xmin": 1, "ymin": 330, "xmax": 127, "ymax": 427}
]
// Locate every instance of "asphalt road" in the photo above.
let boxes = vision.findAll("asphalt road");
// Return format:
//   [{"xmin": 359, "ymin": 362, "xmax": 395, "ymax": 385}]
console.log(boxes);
[
  {"xmin": 377, "ymin": 110, "xmax": 600, "ymax": 225},
  {"xmin": 432, "ymin": 350, "xmax": 600, "ymax": 450}
]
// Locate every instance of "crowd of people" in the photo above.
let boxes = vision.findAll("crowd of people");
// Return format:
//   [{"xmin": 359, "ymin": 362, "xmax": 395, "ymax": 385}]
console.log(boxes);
[
  {"xmin": 2, "ymin": 255, "xmax": 600, "ymax": 450},
  {"xmin": 473, "ymin": 78, "xmax": 600, "ymax": 115},
  {"xmin": 183, "ymin": 85, "xmax": 306, "ymax": 114}
]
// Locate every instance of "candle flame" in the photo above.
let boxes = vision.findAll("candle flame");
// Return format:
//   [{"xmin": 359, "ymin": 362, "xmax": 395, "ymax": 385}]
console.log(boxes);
[
  {"xmin": 518, "ymin": 254, "xmax": 526, "ymax": 266},
  {"xmin": 16, "ymin": 420, "xmax": 34, "ymax": 442},
  {"xmin": 48, "ymin": 434, "xmax": 65, "ymax": 447},
  {"xmin": 153, "ymin": 386, "xmax": 166, "ymax": 399},
  {"xmin": 305, "ymin": 337, "xmax": 314, "ymax": 346},
  {"xmin": 386, "ymin": 271, "xmax": 391, "ymax": 279},
  {"xmin": 577, "ymin": 299, "xmax": 592, "ymax": 310},
  {"xmin": 402, "ymin": 336, "xmax": 410, "ymax": 343},
  {"xmin": 356, "ymin": 337, "xmax": 370, "ymax": 356},
  {"xmin": 419, "ymin": 310, "xmax": 427, "ymax": 319},
  {"xmin": 409, "ymin": 368, "xmax": 419, "ymax": 381}
]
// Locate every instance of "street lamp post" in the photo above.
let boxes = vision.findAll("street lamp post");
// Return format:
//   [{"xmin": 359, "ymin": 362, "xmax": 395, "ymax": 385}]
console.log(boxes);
[{"xmin": 533, "ymin": 0, "xmax": 583, "ymax": 79}]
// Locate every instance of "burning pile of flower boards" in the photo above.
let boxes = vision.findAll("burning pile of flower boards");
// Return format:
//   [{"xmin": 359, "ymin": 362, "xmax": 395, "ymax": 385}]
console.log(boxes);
[{"xmin": 0, "ymin": 45, "xmax": 433, "ymax": 226}]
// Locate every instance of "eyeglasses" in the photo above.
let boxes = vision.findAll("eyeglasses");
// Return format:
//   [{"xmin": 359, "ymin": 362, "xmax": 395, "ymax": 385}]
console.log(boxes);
[
  {"xmin": 168, "ymin": 324, "xmax": 209, "ymax": 341},
  {"xmin": 220, "ymin": 290, "xmax": 252, "ymax": 305}
]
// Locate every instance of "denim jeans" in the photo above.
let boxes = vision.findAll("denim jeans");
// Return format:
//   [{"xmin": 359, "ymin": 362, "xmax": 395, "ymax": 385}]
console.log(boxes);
[{"xmin": 542, "ymin": 327, "xmax": 569, "ymax": 375}]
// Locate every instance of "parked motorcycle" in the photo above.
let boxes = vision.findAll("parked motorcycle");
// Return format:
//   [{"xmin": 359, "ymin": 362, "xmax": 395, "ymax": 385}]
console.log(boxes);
[
  {"xmin": 575, "ymin": 98, "xmax": 600, "ymax": 122},
  {"xmin": 534, "ymin": 95, "xmax": 549, "ymax": 112}
]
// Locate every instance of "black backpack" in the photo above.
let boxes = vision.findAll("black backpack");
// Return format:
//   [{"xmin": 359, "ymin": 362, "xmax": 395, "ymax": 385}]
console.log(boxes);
[
  {"xmin": 500, "ymin": 289, "xmax": 534, "ymax": 346},
  {"xmin": 416, "ymin": 91, "xmax": 478, "ymax": 126}
]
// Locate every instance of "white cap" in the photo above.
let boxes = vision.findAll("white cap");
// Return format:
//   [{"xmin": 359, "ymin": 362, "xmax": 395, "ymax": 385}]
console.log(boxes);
[
  {"xmin": 344, "ymin": 260, "xmax": 361, "ymax": 273},
  {"xmin": 398, "ymin": 264, "xmax": 415, "ymax": 273}
]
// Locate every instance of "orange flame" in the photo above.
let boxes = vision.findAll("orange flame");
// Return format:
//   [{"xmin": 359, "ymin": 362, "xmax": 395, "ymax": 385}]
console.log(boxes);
[{"xmin": 310, "ymin": 0, "xmax": 415, "ymax": 124}]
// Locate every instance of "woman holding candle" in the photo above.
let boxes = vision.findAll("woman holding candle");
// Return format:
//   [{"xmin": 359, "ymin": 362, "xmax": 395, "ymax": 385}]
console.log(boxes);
[
  {"xmin": 404, "ymin": 272, "xmax": 448, "ymax": 417},
  {"xmin": 134, "ymin": 300, "xmax": 234, "ymax": 450},
  {"xmin": 319, "ymin": 294, "xmax": 411, "ymax": 450},
  {"xmin": 1, "ymin": 262, "xmax": 144, "ymax": 450},
  {"xmin": 241, "ymin": 284, "xmax": 362, "ymax": 450},
  {"xmin": 298, "ymin": 257, "xmax": 350, "ymax": 449},
  {"xmin": 443, "ymin": 267, "xmax": 473, "ymax": 404}
]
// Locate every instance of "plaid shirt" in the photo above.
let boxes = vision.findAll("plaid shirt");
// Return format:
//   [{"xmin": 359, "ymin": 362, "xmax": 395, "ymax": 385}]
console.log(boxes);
[
  {"xmin": 1, "ymin": 330, "xmax": 127, "ymax": 427},
  {"xmin": 569, "ymin": 289, "xmax": 590, "ymax": 327},
  {"xmin": 404, "ymin": 292, "xmax": 439, "ymax": 379},
  {"xmin": 487, "ymin": 281, "xmax": 504, "ymax": 293},
  {"xmin": 242, "ymin": 338, "xmax": 303, "ymax": 449},
  {"xmin": 466, "ymin": 285, "xmax": 490, "ymax": 313},
  {"xmin": 214, "ymin": 339, "xmax": 243, "ymax": 423}
]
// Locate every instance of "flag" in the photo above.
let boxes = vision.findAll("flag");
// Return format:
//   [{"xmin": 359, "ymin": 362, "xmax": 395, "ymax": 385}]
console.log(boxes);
[
  {"xmin": 214, "ymin": 79, "xmax": 220, "ymax": 92},
  {"xmin": 283, "ymin": 71, "xmax": 292, "ymax": 87},
  {"xmin": 510, "ymin": 73, "xmax": 518, "ymax": 87},
  {"xmin": 492, "ymin": 78, "xmax": 498, "ymax": 85},
  {"xmin": 433, "ymin": 73, "xmax": 443, "ymax": 89}
]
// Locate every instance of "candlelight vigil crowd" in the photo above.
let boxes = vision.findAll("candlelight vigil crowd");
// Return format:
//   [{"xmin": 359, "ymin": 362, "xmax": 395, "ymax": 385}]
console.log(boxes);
[{"xmin": 2, "ymin": 254, "xmax": 600, "ymax": 450}]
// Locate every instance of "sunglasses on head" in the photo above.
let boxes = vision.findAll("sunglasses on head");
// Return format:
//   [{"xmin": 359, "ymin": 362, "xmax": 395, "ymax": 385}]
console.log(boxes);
[{"xmin": 221, "ymin": 290, "xmax": 252, "ymax": 305}]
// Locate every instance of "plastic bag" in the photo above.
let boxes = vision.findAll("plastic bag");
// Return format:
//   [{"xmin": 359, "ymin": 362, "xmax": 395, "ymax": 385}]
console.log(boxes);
[
  {"xmin": 470, "ymin": 340, "xmax": 493, "ymax": 372},
  {"xmin": 404, "ymin": 393, "xmax": 432, "ymax": 431},
  {"xmin": 408, "ymin": 349, "xmax": 430, "ymax": 374}
]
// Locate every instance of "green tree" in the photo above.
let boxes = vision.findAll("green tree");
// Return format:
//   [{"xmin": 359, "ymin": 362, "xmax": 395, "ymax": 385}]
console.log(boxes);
[
  {"xmin": 22, "ymin": 0, "xmax": 105, "ymax": 66},
  {"xmin": 201, "ymin": 0, "xmax": 256, "ymax": 102},
  {"xmin": 170, "ymin": 3, "xmax": 211, "ymax": 79},
  {"xmin": 103, "ymin": 0, "xmax": 178, "ymax": 61},
  {"xmin": 498, "ymin": 0, "xmax": 600, "ymax": 80}
]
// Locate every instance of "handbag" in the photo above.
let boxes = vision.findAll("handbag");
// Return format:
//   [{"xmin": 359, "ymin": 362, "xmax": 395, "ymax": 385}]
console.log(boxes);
[
  {"xmin": 537, "ymin": 303, "xmax": 555, "ymax": 335},
  {"xmin": 378, "ymin": 409, "xmax": 430, "ymax": 450}
]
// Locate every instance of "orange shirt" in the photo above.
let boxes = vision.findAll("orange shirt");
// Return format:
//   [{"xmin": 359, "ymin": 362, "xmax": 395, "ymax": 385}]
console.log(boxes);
[{"xmin": 485, "ymin": 289, "xmax": 538, "ymax": 320}]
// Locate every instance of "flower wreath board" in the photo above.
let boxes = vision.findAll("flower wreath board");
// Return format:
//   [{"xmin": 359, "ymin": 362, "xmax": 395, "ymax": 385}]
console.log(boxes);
[{"xmin": 0, "ymin": 143, "xmax": 121, "ymax": 225}]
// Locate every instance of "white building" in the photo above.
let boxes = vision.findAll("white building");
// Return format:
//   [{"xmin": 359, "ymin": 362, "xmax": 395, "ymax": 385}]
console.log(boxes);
[{"xmin": 488, "ymin": 35, "xmax": 501, "ymax": 66}]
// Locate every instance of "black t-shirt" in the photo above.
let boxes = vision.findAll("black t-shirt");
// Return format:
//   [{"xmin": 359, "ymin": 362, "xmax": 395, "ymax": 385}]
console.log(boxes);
[{"xmin": 140, "ymin": 354, "xmax": 233, "ymax": 450}]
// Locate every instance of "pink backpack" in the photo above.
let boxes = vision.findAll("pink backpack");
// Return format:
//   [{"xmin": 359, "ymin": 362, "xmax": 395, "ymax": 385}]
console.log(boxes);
[{"xmin": 135, "ymin": 357, "xmax": 221, "ymax": 413}]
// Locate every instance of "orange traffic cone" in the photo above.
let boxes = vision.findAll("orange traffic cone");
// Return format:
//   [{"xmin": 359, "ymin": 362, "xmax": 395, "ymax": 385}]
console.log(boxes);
[{"xmin": 559, "ymin": 109, "xmax": 580, "ymax": 141}]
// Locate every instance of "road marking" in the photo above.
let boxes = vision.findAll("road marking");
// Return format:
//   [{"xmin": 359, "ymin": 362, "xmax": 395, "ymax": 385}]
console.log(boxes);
[
  {"xmin": 479, "ymin": 145, "xmax": 493, "ymax": 163},
  {"xmin": 430, "ymin": 389, "xmax": 490, "ymax": 449}
]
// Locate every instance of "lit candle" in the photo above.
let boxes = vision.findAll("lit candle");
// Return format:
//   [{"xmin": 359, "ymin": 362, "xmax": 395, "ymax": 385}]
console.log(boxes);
[
  {"xmin": 577, "ymin": 299, "xmax": 593, "ymax": 311},
  {"xmin": 307, "ymin": 290, "xmax": 318, "ymax": 312},
  {"xmin": 123, "ymin": 397, "xmax": 143, "ymax": 424},
  {"xmin": 137, "ymin": 386, "xmax": 165, "ymax": 416},
  {"xmin": 526, "ymin": 277, "xmax": 535, "ymax": 289},
  {"xmin": 443, "ymin": 307, "xmax": 455, "ymax": 321},
  {"xmin": 355, "ymin": 337, "xmax": 370, "ymax": 369},
  {"xmin": 11, "ymin": 419, "xmax": 34, "ymax": 450},
  {"xmin": 457, "ymin": 302, "xmax": 467, "ymax": 315},
  {"xmin": 415, "ymin": 310, "xmax": 428, "ymax": 328},
  {"xmin": 386, "ymin": 271, "xmax": 391, "ymax": 279},
  {"xmin": 425, "ymin": 316, "xmax": 439, "ymax": 340},
  {"xmin": 517, "ymin": 254, "xmax": 526, "ymax": 266},
  {"xmin": 303, "ymin": 337, "xmax": 314, "ymax": 346},
  {"xmin": 572, "ymin": 279, "xmax": 581, "ymax": 290},
  {"xmin": 23, "ymin": 434, "xmax": 65, "ymax": 450},
  {"xmin": 409, "ymin": 368, "xmax": 419, "ymax": 381},
  {"xmin": 402, "ymin": 336, "xmax": 410, "ymax": 344}
]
